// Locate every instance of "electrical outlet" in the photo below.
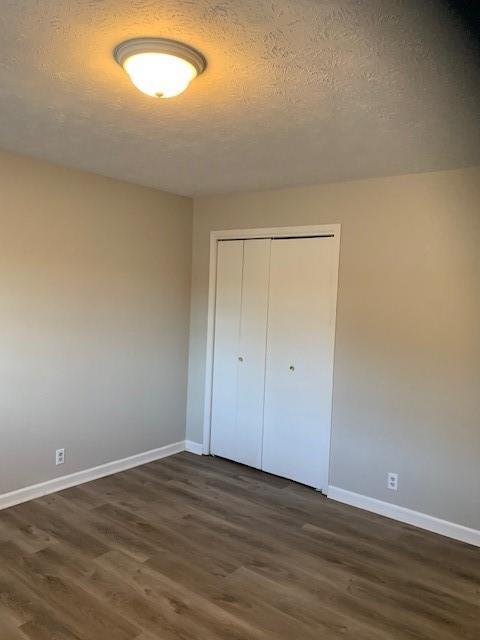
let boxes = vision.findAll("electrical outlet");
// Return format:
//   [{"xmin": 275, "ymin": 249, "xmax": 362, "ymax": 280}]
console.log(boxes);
[
  {"xmin": 387, "ymin": 472, "xmax": 398, "ymax": 491},
  {"xmin": 55, "ymin": 448, "xmax": 65, "ymax": 466}
]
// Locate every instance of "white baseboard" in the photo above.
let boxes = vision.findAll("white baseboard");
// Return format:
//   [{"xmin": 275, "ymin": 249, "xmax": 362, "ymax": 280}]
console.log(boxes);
[
  {"xmin": 185, "ymin": 440, "xmax": 203, "ymax": 455},
  {"xmin": 4, "ymin": 450, "xmax": 477, "ymax": 548},
  {"xmin": 327, "ymin": 486, "xmax": 480, "ymax": 548},
  {"xmin": 0, "ymin": 440, "xmax": 186, "ymax": 512}
]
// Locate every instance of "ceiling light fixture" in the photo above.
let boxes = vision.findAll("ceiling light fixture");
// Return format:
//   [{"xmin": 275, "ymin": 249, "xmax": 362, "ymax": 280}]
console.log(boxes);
[{"xmin": 114, "ymin": 37, "xmax": 206, "ymax": 98}]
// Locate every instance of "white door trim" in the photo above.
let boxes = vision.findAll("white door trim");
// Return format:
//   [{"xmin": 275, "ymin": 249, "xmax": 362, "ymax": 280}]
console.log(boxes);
[{"xmin": 202, "ymin": 225, "xmax": 341, "ymax": 488}]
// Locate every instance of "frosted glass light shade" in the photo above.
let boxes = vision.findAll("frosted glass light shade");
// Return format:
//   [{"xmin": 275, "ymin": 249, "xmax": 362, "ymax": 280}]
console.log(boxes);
[{"xmin": 114, "ymin": 38, "xmax": 206, "ymax": 98}]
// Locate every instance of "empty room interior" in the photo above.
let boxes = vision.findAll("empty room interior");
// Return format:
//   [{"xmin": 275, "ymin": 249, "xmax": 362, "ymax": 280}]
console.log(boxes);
[{"xmin": 0, "ymin": 1, "xmax": 479, "ymax": 639}]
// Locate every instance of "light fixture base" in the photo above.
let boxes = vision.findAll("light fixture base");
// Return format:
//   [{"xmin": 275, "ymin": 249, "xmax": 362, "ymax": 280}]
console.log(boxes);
[{"xmin": 113, "ymin": 37, "xmax": 207, "ymax": 76}]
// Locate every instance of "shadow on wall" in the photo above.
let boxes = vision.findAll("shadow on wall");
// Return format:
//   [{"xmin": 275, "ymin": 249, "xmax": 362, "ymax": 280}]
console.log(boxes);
[{"xmin": 444, "ymin": 0, "xmax": 480, "ymax": 62}]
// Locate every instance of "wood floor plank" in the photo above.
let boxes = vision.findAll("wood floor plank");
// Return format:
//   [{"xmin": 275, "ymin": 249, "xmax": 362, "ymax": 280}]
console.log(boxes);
[
  {"xmin": 19, "ymin": 617, "xmax": 84, "ymax": 640},
  {"xmin": 0, "ymin": 540, "xmax": 140, "ymax": 640},
  {"xmin": 0, "ymin": 452, "xmax": 478, "ymax": 640},
  {"xmin": 0, "ymin": 616, "xmax": 30, "ymax": 640},
  {"xmin": 96, "ymin": 549, "xmax": 270, "ymax": 640}
]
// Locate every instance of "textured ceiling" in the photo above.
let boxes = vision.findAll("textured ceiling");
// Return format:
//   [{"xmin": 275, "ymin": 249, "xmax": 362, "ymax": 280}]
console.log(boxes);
[{"xmin": 0, "ymin": 0, "xmax": 479, "ymax": 196}]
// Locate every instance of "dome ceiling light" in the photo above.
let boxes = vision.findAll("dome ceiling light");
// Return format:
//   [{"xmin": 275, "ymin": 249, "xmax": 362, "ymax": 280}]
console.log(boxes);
[{"xmin": 113, "ymin": 37, "xmax": 207, "ymax": 98}]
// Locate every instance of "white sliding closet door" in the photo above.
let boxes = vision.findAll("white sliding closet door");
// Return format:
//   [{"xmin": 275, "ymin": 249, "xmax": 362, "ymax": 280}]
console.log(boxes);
[
  {"xmin": 236, "ymin": 239, "xmax": 270, "ymax": 467},
  {"xmin": 210, "ymin": 239, "xmax": 270, "ymax": 468},
  {"xmin": 262, "ymin": 237, "xmax": 338, "ymax": 489},
  {"xmin": 210, "ymin": 240, "xmax": 243, "ymax": 463}
]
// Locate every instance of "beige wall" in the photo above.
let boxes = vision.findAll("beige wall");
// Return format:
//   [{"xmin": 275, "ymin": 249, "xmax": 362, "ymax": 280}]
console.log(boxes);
[
  {"xmin": 0, "ymin": 151, "xmax": 192, "ymax": 494},
  {"xmin": 187, "ymin": 167, "xmax": 480, "ymax": 530},
  {"xmin": 2, "ymin": 149, "xmax": 479, "ymax": 531}
]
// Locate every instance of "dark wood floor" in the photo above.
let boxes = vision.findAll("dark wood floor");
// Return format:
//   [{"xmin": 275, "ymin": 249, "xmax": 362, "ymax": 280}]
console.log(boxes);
[{"xmin": 0, "ymin": 452, "xmax": 478, "ymax": 639}]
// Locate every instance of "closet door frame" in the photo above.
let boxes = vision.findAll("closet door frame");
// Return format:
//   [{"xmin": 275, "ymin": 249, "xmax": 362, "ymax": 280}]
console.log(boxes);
[{"xmin": 202, "ymin": 224, "xmax": 341, "ymax": 486}]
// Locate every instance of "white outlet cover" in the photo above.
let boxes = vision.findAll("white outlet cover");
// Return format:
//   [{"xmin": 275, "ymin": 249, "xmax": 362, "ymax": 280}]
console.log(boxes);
[{"xmin": 388, "ymin": 472, "xmax": 398, "ymax": 490}]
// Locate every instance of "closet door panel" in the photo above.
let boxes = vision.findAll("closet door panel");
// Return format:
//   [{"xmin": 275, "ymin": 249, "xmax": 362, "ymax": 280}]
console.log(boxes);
[
  {"xmin": 236, "ymin": 239, "xmax": 270, "ymax": 468},
  {"xmin": 262, "ymin": 237, "xmax": 337, "ymax": 489},
  {"xmin": 210, "ymin": 240, "xmax": 244, "ymax": 460}
]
